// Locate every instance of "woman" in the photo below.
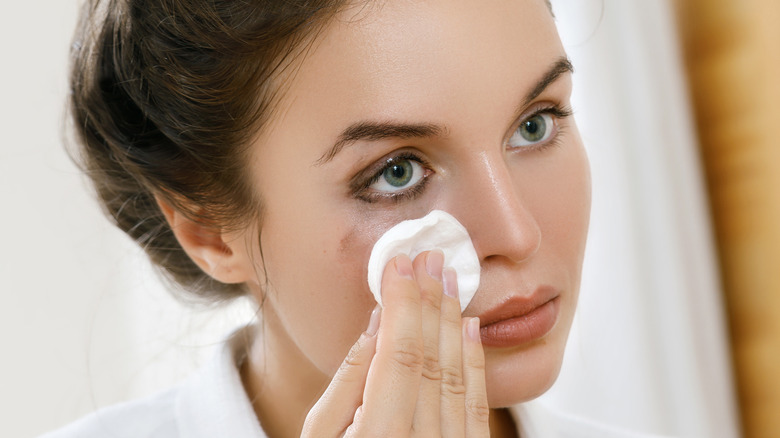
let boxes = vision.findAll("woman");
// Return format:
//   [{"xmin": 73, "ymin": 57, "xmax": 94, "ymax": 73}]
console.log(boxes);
[{"xmin": 47, "ymin": 0, "xmax": 661, "ymax": 436}]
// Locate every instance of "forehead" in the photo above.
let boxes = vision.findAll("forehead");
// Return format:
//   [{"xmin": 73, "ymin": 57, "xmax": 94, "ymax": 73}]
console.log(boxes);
[{"xmin": 268, "ymin": 0, "xmax": 564, "ymax": 142}]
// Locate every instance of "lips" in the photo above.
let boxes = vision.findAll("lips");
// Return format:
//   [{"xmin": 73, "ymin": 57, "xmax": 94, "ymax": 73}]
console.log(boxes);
[{"xmin": 477, "ymin": 287, "xmax": 560, "ymax": 348}]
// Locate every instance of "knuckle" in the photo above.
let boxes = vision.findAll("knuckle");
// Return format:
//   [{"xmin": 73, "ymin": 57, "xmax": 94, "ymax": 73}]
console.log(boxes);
[
  {"xmin": 341, "ymin": 337, "xmax": 369, "ymax": 370},
  {"xmin": 420, "ymin": 349, "xmax": 442, "ymax": 381},
  {"xmin": 394, "ymin": 290, "xmax": 422, "ymax": 314},
  {"xmin": 465, "ymin": 397, "xmax": 491, "ymax": 424},
  {"xmin": 467, "ymin": 360, "xmax": 486, "ymax": 373},
  {"xmin": 465, "ymin": 353, "xmax": 486, "ymax": 372},
  {"xmin": 440, "ymin": 365, "xmax": 465, "ymax": 396},
  {"xmin": 331, "ymin": 337, "xmax": 372, "ymax": 386},
  {"xmin": 419, "ymin": 286, "xmax": 443, "ymax": 312},
  {"xmin": 390, "ymin": 338, "xmax": 424, "ymax": 372},
  {"xmin": 440, "ymin": 312, "xmax": 462, "ymax": 331}
]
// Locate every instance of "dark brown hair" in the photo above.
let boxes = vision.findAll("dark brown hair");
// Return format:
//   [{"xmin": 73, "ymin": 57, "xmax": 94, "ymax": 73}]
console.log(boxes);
[{"xmin": 69, "ymin": 0, "xmax": 346, "ymax": 302}]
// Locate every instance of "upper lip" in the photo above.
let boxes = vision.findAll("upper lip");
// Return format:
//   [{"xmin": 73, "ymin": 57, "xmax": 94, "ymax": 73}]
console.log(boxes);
[{"xmin": 476, "ymin": 286, "xmax": 560, "ymax": 327}]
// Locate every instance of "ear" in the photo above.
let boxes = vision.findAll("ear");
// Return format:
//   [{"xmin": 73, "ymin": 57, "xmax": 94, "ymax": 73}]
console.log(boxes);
[{"xmin": 155, "ymin": 196, "xmax": 258, "ymax": 285}]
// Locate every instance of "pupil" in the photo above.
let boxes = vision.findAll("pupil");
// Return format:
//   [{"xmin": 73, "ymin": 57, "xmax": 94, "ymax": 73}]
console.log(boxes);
[
  {"xmin": 521, "ymin": 115, "xmax": 546, "ymax": 142},
  {"xmin": 383, "ymin": 159, "xmax": 414, "ymax": 187}
]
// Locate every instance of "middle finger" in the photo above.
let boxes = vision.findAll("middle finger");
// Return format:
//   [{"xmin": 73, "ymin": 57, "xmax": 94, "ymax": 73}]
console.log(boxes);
[{"xmin": 410, "ymin": 250, "xmax": 445, "ymax": 434}]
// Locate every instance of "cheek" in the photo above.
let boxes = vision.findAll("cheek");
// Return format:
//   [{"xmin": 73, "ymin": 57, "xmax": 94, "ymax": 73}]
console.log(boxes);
[
  {"xmin": 531, "ymin": 142, "xmax": 591, "ymax": 264},
  {"xmin": 260, "ymin": 205, "xmax": 390, "ymax": 374},
  {"xmin": 484, "ymin": 143, "xmax": 590, "ymax": 406}
]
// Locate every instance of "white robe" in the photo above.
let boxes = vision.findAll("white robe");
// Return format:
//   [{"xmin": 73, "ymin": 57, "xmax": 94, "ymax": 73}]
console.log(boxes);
[{"xmin": 42, "ymin": 329, "xmax": 673, "ymax": 438}]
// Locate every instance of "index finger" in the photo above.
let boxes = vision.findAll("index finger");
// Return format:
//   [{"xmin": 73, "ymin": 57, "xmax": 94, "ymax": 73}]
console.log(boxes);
[{"xmin": 356, "ymin": 254, "xmax": 424, "ymax": 435}]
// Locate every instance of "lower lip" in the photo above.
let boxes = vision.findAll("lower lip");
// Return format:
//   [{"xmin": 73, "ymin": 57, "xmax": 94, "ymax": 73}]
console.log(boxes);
[{"xmin": 479, "ymin": 298, "xmax": 560, "ymax": 348}]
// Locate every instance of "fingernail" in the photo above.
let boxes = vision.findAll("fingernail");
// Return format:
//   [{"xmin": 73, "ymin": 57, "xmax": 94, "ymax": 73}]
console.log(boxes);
[
  {"xmin": 443, "ymin": 268, "xmax": 459, "ymax": 299},
  {"xmin": 366, "ymin": 305, "xmax": 381, "ymax": 337},
  {"xmin": 395, "ymin": 254, "xmax": 414, "ymax": 279},
  {"xmin": 468, "ymin": 317, "xmax": 481, "ymax": 343},
  {"xmin": 425, "ymin": 250, "xmax": 444, "ymax": 281}
]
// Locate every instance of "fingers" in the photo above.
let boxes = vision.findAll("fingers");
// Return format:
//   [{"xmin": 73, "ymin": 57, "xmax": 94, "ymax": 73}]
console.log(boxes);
[
  {"xmin": 359, "ymin": 254, "xmax": 424, "ymax": 433},
  {"xmin": 331, "ymin": 251, "xmax": 491, "ymax": 438},
  {"xmin": 463, "ymin": 317, "xmax": 491, "ymax": 436},
  {"xmin": 411, "ymin": 250, "xmax": 445, "ymax": 434},
  {"xmin": 439, "ymin": 268, "xmax": 467, "ymax": 438},
  {"xmin": 301, "ymin": 306, "xmax": 380, "ymax": 437}
]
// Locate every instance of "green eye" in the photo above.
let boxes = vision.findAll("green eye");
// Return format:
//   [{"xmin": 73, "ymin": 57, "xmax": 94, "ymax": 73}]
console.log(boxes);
[
  {"xmin": 509, "ymin": 112, "xmax": 554, "ymax": 148},
  {"xmin": 383, "ymin": 160, "xmax": 414, "ymax": 187},
  {"xmin": 521, "ymin": 115, "xmax": 547, "ymax": 142},
  {"xmin": 370, "ymin": 157, "xmax": 425, "ymax": 193}
]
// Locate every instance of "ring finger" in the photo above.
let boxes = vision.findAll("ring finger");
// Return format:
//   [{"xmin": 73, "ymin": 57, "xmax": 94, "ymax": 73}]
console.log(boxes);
[{"xmin": 438, "ymin": 268, "xmax": 466, "ymax": 438}]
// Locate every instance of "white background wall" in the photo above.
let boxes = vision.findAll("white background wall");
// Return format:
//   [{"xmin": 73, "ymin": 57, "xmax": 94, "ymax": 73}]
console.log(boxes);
[
  {"xmin": 541, "ymin": 1, "xmax": 739, "ymax": 436},
  {"xmin": 2, "ymin": 1, "xmax": 739, "ymax": 437}
]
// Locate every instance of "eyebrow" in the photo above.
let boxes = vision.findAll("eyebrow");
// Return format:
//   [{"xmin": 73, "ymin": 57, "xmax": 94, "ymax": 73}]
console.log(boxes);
[
  {"xmin": 314, "ymin": 122, "xmax": 444, "ymax": 165},
  {"xmin": 314, "ymin": 56, "xmax": 574, "ymax": 166},
  {"xmin": 522, "ymin": 56, "xmax": 573, "ymax": 107}
]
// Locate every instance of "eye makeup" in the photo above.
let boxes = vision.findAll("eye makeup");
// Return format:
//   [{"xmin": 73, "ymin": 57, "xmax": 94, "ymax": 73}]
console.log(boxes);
[
  {"xmin": 347, "ymin": 103, "xmax": 573, "ymax": 205},
  {"xmin": 507, "ymin": 103, "xmax": 573, "ymax": 153},
  {"xmin": 350, "ymin": 151, "xmax": 433, "ymax": 204}
]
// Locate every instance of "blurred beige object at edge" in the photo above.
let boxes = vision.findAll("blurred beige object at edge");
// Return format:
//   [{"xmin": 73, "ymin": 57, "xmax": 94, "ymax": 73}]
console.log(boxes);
[{"xmin": 676, "ymin": 0, "xmax": 780, "ymax": 437}]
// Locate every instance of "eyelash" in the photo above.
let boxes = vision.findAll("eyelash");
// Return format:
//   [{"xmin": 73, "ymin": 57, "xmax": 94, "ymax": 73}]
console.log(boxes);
[
  {"xmin": 510, "ymin": 104, "xmax": 573, "ymax": 152},
  {"xmin": 351, "ymin": 152, "xmax": 432, "ymax": 204},
  {"xmin": 351, "ymin": 104, "xmax": 573, "ymax": 204}
]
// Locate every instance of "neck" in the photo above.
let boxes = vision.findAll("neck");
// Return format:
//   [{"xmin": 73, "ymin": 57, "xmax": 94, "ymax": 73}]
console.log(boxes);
[
  {"xmin": 241, "ymin": 315, "xmax": 330, "ymax": 438},
  {"xmin": 490, "ymin": 407, "xmax": 520, "ymax": 438}
]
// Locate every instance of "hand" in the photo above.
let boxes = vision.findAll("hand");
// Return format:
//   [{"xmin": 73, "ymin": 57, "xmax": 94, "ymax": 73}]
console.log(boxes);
[{"xmin": 302, "ymin": 251, "xmax": 490, "ymax": 437}]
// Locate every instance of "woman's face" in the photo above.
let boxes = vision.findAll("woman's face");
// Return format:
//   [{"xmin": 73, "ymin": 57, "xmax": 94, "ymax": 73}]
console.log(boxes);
[{"xmin": 242, "ymin": 0, "xmax": 590, "ymax": 407}]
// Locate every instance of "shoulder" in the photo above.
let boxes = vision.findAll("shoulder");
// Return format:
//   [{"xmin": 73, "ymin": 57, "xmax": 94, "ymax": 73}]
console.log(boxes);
[
  {"xmin": 39, "ymin": 388, "xmax": 180, "ymax": 438},
  {"xmin": 511, "ymin": 402, "xmax": 677, "ymax": 438},
  {"xmin": 40, "ymin": 327, "xmax": 267, "ymax": 438}
]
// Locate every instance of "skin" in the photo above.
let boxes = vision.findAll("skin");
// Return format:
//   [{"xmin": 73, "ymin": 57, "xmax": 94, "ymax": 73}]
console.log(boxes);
[{"xmin": 161, "ymin": 0, "xmax": 591, "ymax": 436}]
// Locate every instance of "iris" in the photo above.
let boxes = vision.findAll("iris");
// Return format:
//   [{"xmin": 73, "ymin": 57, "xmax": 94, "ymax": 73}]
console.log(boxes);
[
  {"xmin": 520, "ymin": 114, "xmax": 547, "ymax": 142},
  {"xmin": 382, "ymin": 160, "xmax": 414, "ymax": 187}
]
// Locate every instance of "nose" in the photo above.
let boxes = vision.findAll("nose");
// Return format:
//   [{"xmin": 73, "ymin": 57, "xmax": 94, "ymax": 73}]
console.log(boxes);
[{"xmin": 448, "ymin": 152, "xmax": 541, "ymax": 265}]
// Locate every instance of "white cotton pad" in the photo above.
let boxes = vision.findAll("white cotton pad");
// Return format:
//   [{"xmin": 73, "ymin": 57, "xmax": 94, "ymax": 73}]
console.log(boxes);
[{"xmin": 367, "ymin": 210, "xmax": 480, "ymax": 312}]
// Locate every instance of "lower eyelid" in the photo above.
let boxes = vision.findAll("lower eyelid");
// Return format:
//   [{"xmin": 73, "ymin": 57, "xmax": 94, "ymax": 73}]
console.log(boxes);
[
  {"xmin": 371, "ymin": 160, "xmax": 425, "ymax": 191},
  {"xmin": 362, "ymin": 172, "xmax": 431, "ymax": 203},
  {"xmin": 357, "ymin": 163, "xmax": 433, "ymax": 203},
  {"xmin": 508, "ymin": 121, "xmax": 557, "ymax": 150}
]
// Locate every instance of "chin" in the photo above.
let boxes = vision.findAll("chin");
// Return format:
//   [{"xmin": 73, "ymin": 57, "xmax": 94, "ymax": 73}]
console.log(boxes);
[{"xmin": 483, "ymin": 334, "xmax": 567, "ymax": 408}]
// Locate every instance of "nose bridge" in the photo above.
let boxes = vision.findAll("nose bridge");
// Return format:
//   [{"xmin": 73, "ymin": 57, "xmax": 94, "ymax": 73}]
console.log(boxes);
[{"xmin": 451, "ymin": 151, "xmax": 541, "ymax": 264}]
